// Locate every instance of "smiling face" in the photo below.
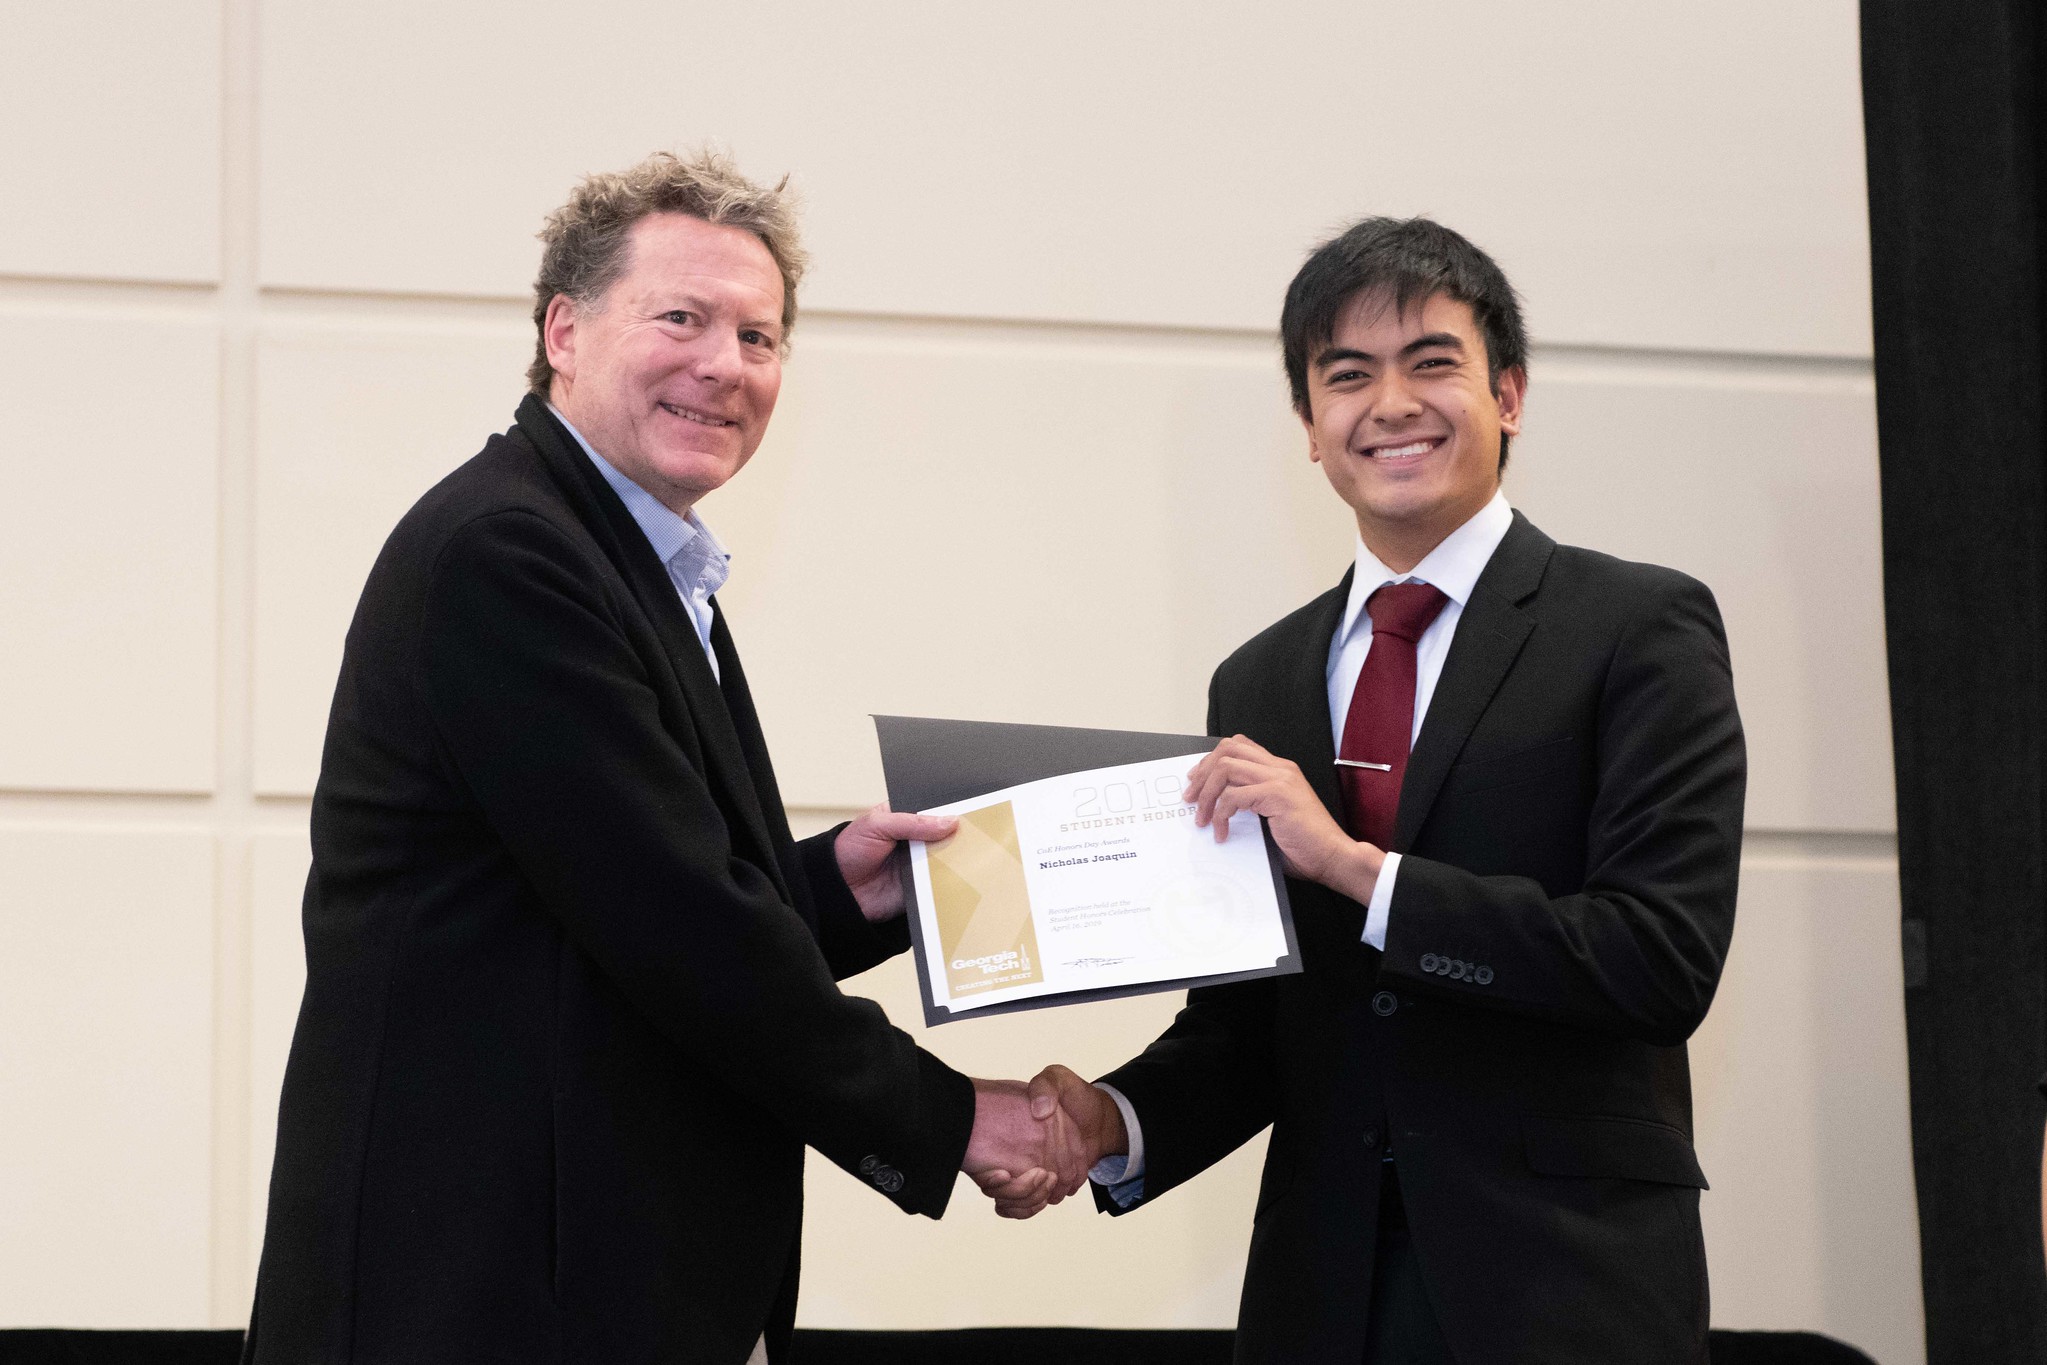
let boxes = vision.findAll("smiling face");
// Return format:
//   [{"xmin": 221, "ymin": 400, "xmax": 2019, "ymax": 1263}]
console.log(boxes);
[
  {"xmin": 1303, "ymin": 290, "xmax": 1525, "ymax": 572},
  {"xmin": 543, "ymin": 212, "xmax": 785, "ymax": 514}
]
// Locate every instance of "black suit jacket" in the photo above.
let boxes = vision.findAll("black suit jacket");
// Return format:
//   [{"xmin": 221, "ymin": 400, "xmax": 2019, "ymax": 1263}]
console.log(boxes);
[
  {"xmin": 245, "ymin": 396, "xmax": 975, "ymax": 1365},
  {"xmin": 1099, "ymin": 512, "xmax": 1746, "ymax": 1365}
]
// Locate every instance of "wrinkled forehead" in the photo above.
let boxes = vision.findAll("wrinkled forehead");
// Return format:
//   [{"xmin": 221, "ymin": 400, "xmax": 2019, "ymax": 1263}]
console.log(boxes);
[{"xmin": 614, "ymin": 213, "xmax": 784, "ymax": 303}]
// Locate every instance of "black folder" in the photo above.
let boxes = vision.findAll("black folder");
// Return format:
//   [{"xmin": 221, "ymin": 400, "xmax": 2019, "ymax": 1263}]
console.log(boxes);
[{"xmin": 873, "ymin": 714, "xmax": 1301, "ymax": 1026}]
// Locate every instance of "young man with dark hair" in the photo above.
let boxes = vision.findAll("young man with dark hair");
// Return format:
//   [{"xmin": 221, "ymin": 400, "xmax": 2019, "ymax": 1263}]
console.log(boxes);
[{"xmin": 997, "ymin": 218, "xmax": 1748, "ymax": 1363}]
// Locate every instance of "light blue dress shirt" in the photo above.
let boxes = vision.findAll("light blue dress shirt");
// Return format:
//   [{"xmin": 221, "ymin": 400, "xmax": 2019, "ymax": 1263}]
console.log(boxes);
[{"xmin": 547, "ymin": 404, "xmax": 730, "ymax": 680}]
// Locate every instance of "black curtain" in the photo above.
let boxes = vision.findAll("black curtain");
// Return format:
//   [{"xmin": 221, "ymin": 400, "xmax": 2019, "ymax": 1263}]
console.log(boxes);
[{"xmin": 1860, "ymin": 1, "xmax": 2047, "ymax": 1360}]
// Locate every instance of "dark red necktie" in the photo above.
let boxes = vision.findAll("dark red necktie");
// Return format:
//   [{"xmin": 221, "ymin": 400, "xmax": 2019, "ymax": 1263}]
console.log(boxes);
[{"xmin": 1337, "ymin": 582, "xmax": 1449, "ymax": 849}]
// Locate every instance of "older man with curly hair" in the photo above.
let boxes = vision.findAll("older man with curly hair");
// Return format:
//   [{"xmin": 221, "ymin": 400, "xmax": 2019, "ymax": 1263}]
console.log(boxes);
[{"xmin": 243, "ymin": 151, "xmax": 1074, "ymax": 1365}]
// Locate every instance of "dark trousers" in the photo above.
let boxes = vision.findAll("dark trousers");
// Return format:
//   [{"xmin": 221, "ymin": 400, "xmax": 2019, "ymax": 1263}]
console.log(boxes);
[{"xmin": 1363, "ymin": 1162, "xmax": 1455, "ymax": 1364}]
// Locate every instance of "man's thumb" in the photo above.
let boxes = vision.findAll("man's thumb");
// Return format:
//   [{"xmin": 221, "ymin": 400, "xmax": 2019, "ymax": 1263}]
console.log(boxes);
[{"xmin": 1027, "ymin": 1067, "xmax": 1065, "ymax": 1119}]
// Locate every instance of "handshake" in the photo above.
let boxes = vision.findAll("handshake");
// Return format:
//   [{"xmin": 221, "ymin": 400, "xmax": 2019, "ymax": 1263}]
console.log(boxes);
[{"xmin": 961, "ymin": 1065, "xmax": 1130, "ymax": 1219}]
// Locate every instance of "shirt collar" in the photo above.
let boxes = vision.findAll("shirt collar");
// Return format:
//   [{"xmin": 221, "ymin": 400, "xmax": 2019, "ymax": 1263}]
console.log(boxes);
[
  {"xmin": 1337, "ymin": 489, "xmax": 1513, "ymax": 644},
  {"xmin": 547, "ymin": 402, "xmax": 729, "ymax": 575}
]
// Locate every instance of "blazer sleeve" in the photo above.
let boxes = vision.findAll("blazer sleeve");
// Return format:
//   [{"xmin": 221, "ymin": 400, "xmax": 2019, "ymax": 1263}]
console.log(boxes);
[
  {"xmin": 1092, "ymin": 975, "xmax": 1281, "ymax": 1212},
  {"xmin": 419, "ymin": 510, "xmax": 972, "ymax": 1215},
  {"xmin": 796, "ymin": 825, "xmax": 913, "ymax": 981},
  {"xmin": 1088, "ymin": 673, "xmax": 1281, "ymax": 1211},
  {"xmin": 1379, "ymin": 572, "xmax": 1747, "ymax": 1045}
]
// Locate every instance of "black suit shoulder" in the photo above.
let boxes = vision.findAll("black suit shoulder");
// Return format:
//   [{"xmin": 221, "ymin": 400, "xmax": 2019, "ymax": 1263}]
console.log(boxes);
[
  {"xmin": 320, "ymin": 425, "xmax": 625, "ymax": 798},
  {"xmin": 1523, "ymin": 545, "xmax": 1736, "ymax": 721},
  {"xmin": 1208, "ymin": 578, "xmax": 1349, "ymax": 722},
  {"xmin": 370, "ymin": 426, "xmax": 603, "ymax": 586},
  {"xmin": 1537, "ymin": 540, "xmax": 1721, "ymax": 621}
]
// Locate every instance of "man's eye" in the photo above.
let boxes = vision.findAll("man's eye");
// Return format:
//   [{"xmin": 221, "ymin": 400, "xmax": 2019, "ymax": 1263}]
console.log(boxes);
[
  {"xmin": 740, "ymin": 329, "xmax": 771, "ymax": 347},
  {"xmin": 662, "ymin": 311, "xmax": 694, "ymax": 325},
  {"xmin": 1329, "ymin": 369, "xmax": 1367, "ymax": 384}
]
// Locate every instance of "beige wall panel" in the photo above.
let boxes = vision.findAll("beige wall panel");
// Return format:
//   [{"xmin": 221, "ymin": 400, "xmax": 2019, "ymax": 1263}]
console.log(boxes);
[
  {"xmin": 711, "ymin": 325, "xmax": 1353, "ymax": 810},
  {"xmin": 0, "ymin": 311, "xmax": 218, "ymax": 792},
  {"xmin": 1691, "ymin": 855, "xmax": 1921, "ymax": 1364},
  {"xmin": 0, "ymin": 2, "xmax": 220, "ymax": 282},
  {"xmin": 252, "ymin": 322, "xmax": 532, "ymax": 794},
  {"xmin": 1507, "ymin": 365, "xmax": 1890, "ymax": 832},
  {"xmin": 260, "ymin": 1, "xmax": 1867, "ymax": 356},
  {"xmin": 799, "ymin": 948, "xmax": 1264, "ymax": 1328},
  {"xmin": 0, "ymin": 826, "xmax": 214, "ymax": 1326},
  {"xmin": 245, "ymin": 828, "xmax": 312, "ymax": 1285}
]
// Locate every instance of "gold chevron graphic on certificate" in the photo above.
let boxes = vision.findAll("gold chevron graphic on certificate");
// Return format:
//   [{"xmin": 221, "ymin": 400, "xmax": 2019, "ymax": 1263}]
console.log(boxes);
[{"xmin": 927, "ymin": 801, "xmax": 1043, "ymax": 997}]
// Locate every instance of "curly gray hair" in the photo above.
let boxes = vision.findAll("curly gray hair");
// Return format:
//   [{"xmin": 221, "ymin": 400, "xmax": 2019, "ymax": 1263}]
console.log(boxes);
[{"xmin": 527, "ymin": 148, "xmax": 807, "ymax": 394}]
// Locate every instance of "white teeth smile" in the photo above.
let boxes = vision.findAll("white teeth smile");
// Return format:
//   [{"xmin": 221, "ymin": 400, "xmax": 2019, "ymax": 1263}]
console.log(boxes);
[
  {"xmin": 659, "ymin": 402, "xmax": 734, "ymax": 427},
  {"xmin": 1368, "ymin": 440, "xmax": 1436, "ymax": 460}
]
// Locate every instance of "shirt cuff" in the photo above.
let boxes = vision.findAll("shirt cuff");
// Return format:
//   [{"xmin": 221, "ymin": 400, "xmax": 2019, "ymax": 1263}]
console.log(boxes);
[
  {"xmin": 1088, "ymin": 1082, "xmax": 1146, "ymax": 1205},
  {"xmin": 1362, "ymin": 851, "xmax": 1401, "ymax": 950}
]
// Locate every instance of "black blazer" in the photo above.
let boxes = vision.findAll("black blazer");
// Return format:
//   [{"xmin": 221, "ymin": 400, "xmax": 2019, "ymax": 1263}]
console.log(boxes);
[
  {"xmin": 245, "ymin": 396, "xmax": 975, "ymax": 1365},
  {"xmin": 1099, "ymin": 513, "xmax": 1746, "ymax": 1365}
]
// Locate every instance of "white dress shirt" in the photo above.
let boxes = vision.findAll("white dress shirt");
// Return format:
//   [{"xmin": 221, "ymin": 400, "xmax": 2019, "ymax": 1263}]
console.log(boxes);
[
  {"xmin": 1092, "ymin": 491, "xmax": 1515, "ymax": 1195},
  {"xmin": 548, "ymin": 404, "xmax": 730, "ymax": 679},
  {"xmin": 1328, "ymin": 489, "xmax": 1513, "ymax": 951}
]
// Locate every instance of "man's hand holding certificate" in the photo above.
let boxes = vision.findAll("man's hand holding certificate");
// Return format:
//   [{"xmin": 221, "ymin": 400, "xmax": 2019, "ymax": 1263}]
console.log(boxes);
[
  {"xmin": 1185, "ymin": 733, "xmax": 1390, "ymax": 907},
  {"xmin": 874, "ymin": 717, "xmax": 1301, "ymax": 1026}
]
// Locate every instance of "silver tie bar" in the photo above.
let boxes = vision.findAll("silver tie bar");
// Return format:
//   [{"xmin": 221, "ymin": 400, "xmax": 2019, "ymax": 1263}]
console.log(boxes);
[{"xmin": 1335, "ymin": 759, "xmax": 1393, "ymax": 771}]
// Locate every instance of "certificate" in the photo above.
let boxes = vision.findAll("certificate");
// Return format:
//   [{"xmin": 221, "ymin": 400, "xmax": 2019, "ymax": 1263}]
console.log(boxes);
[{"xmin": 874, "ymin": 716, "xmax": 1300, "ymax": 1025}]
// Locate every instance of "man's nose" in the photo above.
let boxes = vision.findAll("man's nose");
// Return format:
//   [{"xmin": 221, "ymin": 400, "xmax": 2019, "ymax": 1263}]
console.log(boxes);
[
  {"xmin": 1372, "ymin": 371, "xmax": 1423, "ymax": 422},
  {"xmin": 689, "ymin": 329, "xmax": 743, "ymax": 385}
]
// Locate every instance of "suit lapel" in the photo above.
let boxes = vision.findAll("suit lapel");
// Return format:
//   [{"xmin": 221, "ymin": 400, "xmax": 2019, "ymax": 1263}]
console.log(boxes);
[
  {"xmin": 1271, "ymin": 571, "xmax": 1353, "ymax": 818},
  {"xmin": 710, "ymin": 603, "xmax": 808, "ymax": 904},
  {"xmin": 1393, "ymin": 512, "xmax": 1554, "ymax": 851},
  {"xmin": 513, "ymin": 397, "xmax": 790, "ymax": 899}
]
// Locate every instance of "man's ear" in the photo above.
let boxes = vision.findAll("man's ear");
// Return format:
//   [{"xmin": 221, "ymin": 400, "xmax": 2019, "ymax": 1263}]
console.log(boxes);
[
  {"xmin": 1494, "ymin": 365, "xmax": 1527, "ymax": 437},
  {"xmin": 542, "ymin": 294, "xmax": 578, "ymax": 386},
  {"xmin": 1300, "ymin": 406, "xmax": 1323, "ymax": 463}
]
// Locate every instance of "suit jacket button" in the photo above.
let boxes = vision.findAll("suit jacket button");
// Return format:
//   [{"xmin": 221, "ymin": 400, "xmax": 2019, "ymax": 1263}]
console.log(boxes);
[
  {"xmin": 1420, "ymin": 953, "xmax": 1440, "ymax": 973},
  {"xmin": 1371, "ymin": 990, "xmax": 1398, "ymax": 1016},
  {"xmin": 1475, "ymin": 965, "xmax": 1494, "ymax": 985},
  {"xmin": 874, "ymin": 1167, "xmax": 905, "ymax": 1193},
  {"xmin": 1361, "ymin": 1125, "xmax": 1382, "ymax": 1150},
  {"xmin": 858, "ymin": 1155, "xmax": 882, "ymax": 1175}
]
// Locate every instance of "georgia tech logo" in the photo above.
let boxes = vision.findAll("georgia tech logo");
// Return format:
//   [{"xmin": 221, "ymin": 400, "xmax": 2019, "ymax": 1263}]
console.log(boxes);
[{"xmin": 952, "ymin": 950, "xmax": 1022, "ymax": 974}]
